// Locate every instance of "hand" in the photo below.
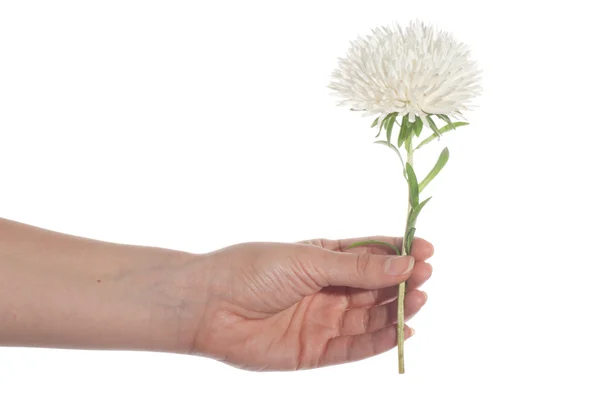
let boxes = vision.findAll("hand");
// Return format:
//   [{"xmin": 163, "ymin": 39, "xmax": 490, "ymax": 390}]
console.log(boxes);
[{"xmin": 184, "ymin": 236, "xmax": 434, "ymax": 371}]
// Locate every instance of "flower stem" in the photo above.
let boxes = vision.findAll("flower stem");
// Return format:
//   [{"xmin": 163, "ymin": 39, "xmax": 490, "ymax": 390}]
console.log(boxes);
[{"xmin": 398, "ymin": 144, "xmax": 414, "ymax": 374}]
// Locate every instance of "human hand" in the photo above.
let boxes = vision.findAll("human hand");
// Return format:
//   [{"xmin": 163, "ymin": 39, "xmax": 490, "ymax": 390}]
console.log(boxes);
[{"xmin": 181, "ymin": 236, "xmax": 433, "ymax": 371}]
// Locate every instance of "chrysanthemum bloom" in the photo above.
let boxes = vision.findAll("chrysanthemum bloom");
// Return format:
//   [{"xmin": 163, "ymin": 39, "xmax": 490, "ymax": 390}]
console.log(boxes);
[
  {"xmin": 329, "ymin": 20, "xmax": 481, "ymax": 123},
  {"xmin": 329, "ymin": 21, "xmax": 481, "ymax": 374}
]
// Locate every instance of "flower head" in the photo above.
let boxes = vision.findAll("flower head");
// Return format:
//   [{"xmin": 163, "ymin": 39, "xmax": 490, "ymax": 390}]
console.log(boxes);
[{"xmin": 329, "ymin": 21, "xmax": 481, "ymax": 123}]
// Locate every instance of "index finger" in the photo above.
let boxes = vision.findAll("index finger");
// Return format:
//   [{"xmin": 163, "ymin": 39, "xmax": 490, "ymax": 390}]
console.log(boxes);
[{"xmin": 304, "ymin": 236, "xmax": 434, "ymax": 261}]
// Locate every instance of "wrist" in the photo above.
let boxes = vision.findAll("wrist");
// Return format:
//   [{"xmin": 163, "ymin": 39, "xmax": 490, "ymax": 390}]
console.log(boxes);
[
  {"xmin": 108, "ymin": 249, "xmax": 214, "ymax": 355},
  {"xmin": 132, "ymin": 250, "xmax": 215, "ymax": 355}
]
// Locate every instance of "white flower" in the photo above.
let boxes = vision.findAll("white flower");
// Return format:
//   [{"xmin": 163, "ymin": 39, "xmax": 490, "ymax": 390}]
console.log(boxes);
[{"xmin": 329, "ymin": 20, "xmax": 481, "ymax": 123}]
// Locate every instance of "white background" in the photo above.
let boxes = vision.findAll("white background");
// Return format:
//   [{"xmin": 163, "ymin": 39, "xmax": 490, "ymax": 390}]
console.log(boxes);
[{"xmin": 1, "ymin": 0, "xmax": 599, "ymax": 397}]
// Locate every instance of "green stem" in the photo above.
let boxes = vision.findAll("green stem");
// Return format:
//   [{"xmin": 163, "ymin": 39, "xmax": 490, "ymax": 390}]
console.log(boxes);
[
  {"xmin": 345, "ymin": 240, "xmax": 400, "ymax": 256},
  {"xmin": 398, "ymin": 140, "xmax": 414, "ymax": 374}
]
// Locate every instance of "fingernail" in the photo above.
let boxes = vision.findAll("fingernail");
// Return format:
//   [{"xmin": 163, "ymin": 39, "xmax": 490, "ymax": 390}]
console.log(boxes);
[
  {"xmin": 409, "ymin": 327, "xmax": 416, "ymax": 337},
  {"xmin": 384, "ymin": 256, "xmax": 414, "ymax": 276}
]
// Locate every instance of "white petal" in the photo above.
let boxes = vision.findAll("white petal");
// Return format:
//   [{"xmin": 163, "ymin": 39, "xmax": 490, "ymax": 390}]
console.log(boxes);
[{"xmin": 329, "ymin": 20, "xmax": 481, "ymax": 116}]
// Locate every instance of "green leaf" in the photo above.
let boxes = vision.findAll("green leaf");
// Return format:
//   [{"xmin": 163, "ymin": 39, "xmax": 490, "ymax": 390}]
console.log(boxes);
[
  {"xmin": 418, "ymin": 147, "xmax": 449, "ymax": 192},
  {"xmin": 404, "ymin": 227, "xmax": 416, "ymax": 254},
  {"xmin": 407, "ymin": 196, "xmax": 432, "ymax": 231},
  {"xmin": 406, "ymin": 163, "xmax": 419, "ymax": 208},
  {"xmin": 345, "ymin": 240, "xmax": 400, "ymax": 256},
  {"xmin": 377, "ymin": 113, "xmax": 395, "ymax": 138},
  {"xmin": 415, "ymin": 135, "xmax": 435, "ymax": 150},
  {"xmin": 377, "ymin": 118, "xmax": 386, "ymax": 138},
  {"xmin": 397, "ymin": 115, "xmax": 410, "ymax": 147},
  {"xmin": 386, "ymin": 113, "xmax": 398, "ymax": 145},
  {"xmin": 425, "ymin": 115, "xmax": 441, "ymax": 138},
  {"xmin": 413, "ymin": 117, "xmax": 423, "ymax": 137},
  {"xmin": 415, "ymin": 122, "xmax": 469, "ymax": 150},
  {"xmin": 371, "ymin": 117, "xmax": 380, "ymax": 128},
  {"xmin": 437, "ymin": 114, "xmax": 453, "ymax": 127},
  {"xmin": 438, "ymin": 121, "xmax": 469, "ymax": 134},
  {"xmin": 376, "ymin": 114, "xmax": 391, "ymax": 138},
  {"xmin": 373, "ymin": 140, "xmax": 407, "ymax": 180}
]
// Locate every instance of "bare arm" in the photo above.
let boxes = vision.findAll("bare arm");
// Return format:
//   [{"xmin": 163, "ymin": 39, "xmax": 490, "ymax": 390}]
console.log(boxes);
[{"xmin": 0, "ymin": 218, "xmax": 200, "ymax": 353}]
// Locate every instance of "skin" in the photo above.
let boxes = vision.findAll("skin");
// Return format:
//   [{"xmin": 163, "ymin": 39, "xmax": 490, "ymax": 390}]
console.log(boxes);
[{"xmin": 0, "ymin": 218, "xmax": 433, "ymax": 371}]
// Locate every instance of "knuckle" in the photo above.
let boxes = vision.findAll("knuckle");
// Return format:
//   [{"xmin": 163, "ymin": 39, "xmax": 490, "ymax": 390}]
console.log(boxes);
[
  {"xmin": 292, "ymin": 248, "xmax": 328, "ymax": 288},
  {"xmin": 362, "ymin": 308, "xmax": 372, "ymax": 333},
  {"xmin": 354, "ymin": 252, "xmax": 372, "ymax": 279}
]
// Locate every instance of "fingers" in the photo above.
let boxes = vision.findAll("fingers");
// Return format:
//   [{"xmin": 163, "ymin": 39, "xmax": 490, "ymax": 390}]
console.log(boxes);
[
  {"xmin": 309, "ymin": 249, "xmax": 415, "ymax": 289},
  {"xmin": 346, "ymin": 261, "xmax": 432, "ymax": 308},
  {"xmin": 403, "ymin": 290, "xmax": 428, "ymax": 322},
  {"xmin": 339, "ymin": 290, "xmax": 428, "ymax": 336},
  {"xmin": 308, "ymin": 236, "xmax": 434, "ymax": 261},
  {"xmin": 340, "ymin": 299, "xmax": 398, "ymax": 335},
  {"xmin": 347, "ymin": 284, "xmax": 399, "ymax": 308},
  {"xmin": 317, "ymin": 324, "xmax": 415, "ymax": 367},
  {"xmin": 406, "ymin": 261, "xmax": 433, "ymax": 292}
]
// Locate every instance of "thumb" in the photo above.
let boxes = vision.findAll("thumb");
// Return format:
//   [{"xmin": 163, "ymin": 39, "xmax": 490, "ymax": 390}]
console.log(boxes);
[{"xmin": 304, "ymin": 248, "xmax": 415, "ymax": 289}]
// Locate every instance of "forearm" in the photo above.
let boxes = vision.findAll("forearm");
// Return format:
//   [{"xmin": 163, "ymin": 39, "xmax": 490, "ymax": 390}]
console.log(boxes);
[{"xmin": 0, "ymin": 218, "xmax": 200, "ymax": 353}]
